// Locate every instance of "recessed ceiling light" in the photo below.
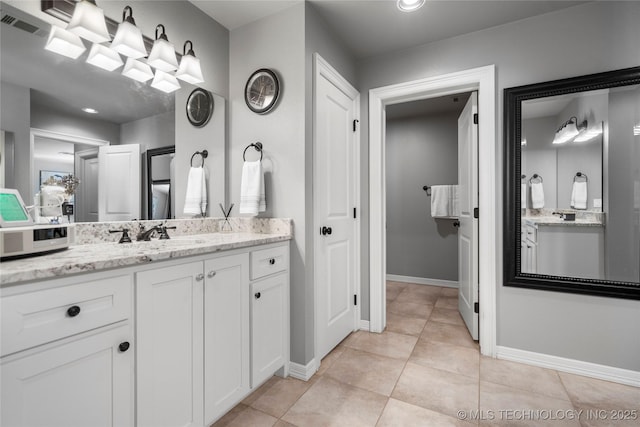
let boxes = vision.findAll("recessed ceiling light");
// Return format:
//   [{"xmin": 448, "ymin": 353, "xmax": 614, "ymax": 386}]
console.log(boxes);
[
  {"xmin": 82, "ymin": 107, "xmax": 98, "ymax": 114},
  {"xmin": 397, "ymin": 0, "xmax": 425, "ymax": 12}
]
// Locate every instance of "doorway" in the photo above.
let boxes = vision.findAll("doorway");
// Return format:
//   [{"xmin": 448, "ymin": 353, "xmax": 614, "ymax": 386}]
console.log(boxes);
[{"xmin": 368, "ymin": 65, "xmax": 497, "ymax": 356}]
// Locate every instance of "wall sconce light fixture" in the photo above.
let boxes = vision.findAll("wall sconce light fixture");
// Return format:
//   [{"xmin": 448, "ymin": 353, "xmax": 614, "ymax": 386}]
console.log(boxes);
[
  {"xmin": 66, "ymin": 0, "xmax": 110, "ymax": 43},
  {"xmin": 147, "ymin": 24, "xmax": 179, "ymax": 72},
  {"xmin": 175, "ymin": 41, "xmax": 204, "ymax": 84},
  {"xmin": 111, "ymin": 6, "xmax": 147, "ymax": 59},
  {"xmin": 552, "ymin": 116, "xmax": 587, "ymax": 144}
]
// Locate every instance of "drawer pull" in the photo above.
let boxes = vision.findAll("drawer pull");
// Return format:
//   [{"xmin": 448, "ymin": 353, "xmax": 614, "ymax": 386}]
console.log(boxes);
[
  {"xmin": 66, "ymin": 305, "xmax": 81, "ymax": 317},
  {"xmin": 118, "ymin": 341, "xmax": 130, "ymax": 352},
  {"xmin": 269, "ymin": 258, "xmax": 276, "ymax": 265},
  {"xmin": 195, "ymin": 273, "xmax": 204, "ymax": 281},
  {"xmin": 254, "ymin": 292, "xmax": 261, "ymax": 299},
  {"xmin": 207, "ymin": 271, "xmax": 216, "ymax": 278}
]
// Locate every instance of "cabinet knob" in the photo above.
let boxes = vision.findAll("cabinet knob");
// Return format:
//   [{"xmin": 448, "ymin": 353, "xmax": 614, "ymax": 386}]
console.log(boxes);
[
  {"xmin": 66, "ymin": 305, "xmax": 81, "ymax": 317},
  {"xmin": 207, "ymin": 271, "xmax": 216, "ymax": 278},
  {"xmin": 269, "ymin": 258, "xmax": 276, "ymax": 265},
  {"xmin": 195, "ymin": 273, "xmax": 204, "ymax": 281},
  {"xmin": 254, "ymin": 292, "xmax": 261, "ymax": 299},
  {"xmin": 118, "ymin": 341, "xmax": 130, "ymax": 352}
]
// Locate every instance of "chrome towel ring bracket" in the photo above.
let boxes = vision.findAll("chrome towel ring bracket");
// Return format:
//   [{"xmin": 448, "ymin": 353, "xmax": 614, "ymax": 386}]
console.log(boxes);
[
  {"xmin": 190, "ymin": 150, "xmax": 208, "ymax": 167},
  {"xmin": 243, "ymin": 142, "xmax": 263, "ymax": 161},
  {"xmin": 529, "ymin": 174, "xmax": 543, "ymax": 184},
  {"xmin": 574, "ymin": 172, "xmax": 588, "ymax": 182}
]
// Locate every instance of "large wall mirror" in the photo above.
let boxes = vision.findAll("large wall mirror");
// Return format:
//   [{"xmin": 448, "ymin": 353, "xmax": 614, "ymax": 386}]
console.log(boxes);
[{"xmin": 504, "ymin": 67, "xmax": 640, "ymax": 299}]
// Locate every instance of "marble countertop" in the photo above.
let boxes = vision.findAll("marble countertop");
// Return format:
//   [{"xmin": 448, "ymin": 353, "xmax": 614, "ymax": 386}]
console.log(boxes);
[
  {"xmin": 523, "ymin": 216, "xmax": 604, "ymax": 227},
  {"xmin": 1, "ymin": 232, "xmax": 291, "ymax": 286}
]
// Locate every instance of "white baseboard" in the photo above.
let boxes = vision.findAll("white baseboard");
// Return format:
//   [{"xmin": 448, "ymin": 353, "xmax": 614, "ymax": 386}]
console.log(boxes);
[
  {"xmin": 386, "ymin": 274, "xmax": 458, "ymax": 288},
  {"xmin": 288, "ymin": 359, "xmax": 318, "ymax": 382},
  {"xmin": 496, "ymin": 346, "xmax": 640, "ymax": 388},
  {"xmin": 359, "ymin": 320, "xmax": 370, "ymax": 331}
]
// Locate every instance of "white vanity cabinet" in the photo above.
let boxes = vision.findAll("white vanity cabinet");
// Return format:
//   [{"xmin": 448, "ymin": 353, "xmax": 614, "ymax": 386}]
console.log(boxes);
[
  {"xmin": 521, "ymin": 222, "xmax": 538, "ymax": 274},
  {"xmin": 1, "ymin": 273, "xmax": 134, "ymax": 427},
  {"xmin": 537, "ymin": 225, "xmax": 604, "ymax": 279}
]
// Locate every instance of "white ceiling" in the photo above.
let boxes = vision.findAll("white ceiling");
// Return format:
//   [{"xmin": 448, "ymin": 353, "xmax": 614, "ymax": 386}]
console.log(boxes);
[{"xmin": 191, "ymin": 0, "xmax": 587, "ymax": 59}]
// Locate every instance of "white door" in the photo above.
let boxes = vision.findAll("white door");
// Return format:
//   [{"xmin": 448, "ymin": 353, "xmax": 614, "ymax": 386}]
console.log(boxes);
[
  {"xmin": 98, "ymin": 144, "xmax": 140, "ymax": 221},
  {"xmin": 75, "ymin": 149, "xmax": 99, "ymax": 222},
  {"xmin": 458, "ymin": 92, "xmax": 479, "ymax": 340},
  {"xmin": 314, "ymin": 54, "xmax": 360, "ymax": 361}
]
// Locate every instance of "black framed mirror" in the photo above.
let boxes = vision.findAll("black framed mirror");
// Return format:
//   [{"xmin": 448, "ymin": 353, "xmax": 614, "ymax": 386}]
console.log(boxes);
[
  {"xmin": 146, "ymin": 146, "xmax": 175, "ymax": 220},
  {"xmin": 504, "ymin": 66, "xmax": 640, "ymax": 300}
]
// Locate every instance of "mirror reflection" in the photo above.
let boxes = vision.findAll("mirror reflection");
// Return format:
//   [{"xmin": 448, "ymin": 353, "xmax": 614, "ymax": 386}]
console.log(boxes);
[{"xmin": 146, "ymin": 146, "xmax": 175, "ymax": 220}]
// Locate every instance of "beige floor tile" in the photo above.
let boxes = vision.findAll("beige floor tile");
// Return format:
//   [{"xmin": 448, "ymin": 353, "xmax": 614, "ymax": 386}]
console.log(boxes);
[
  {"xmin": 210, "ymin": 403, "xmax": 248, "ymax": 427},
  {"xmin": 435, "ymin": 296, "xmax": 459, "ymax": 310},
  {"xmin": 387, "ymin": 300, "xmax": 434, "ymax": 319},
  {"xmin": 479, "ymin": 381, "xmax": 579, "ymax": 426},
  {"xmin": 316, "ymin": 344, "xmax": 346, "ymax": 376},
  {"xmin": 212, "ymin": 405, "xmax": 278, "ymax": 427},
  {"xmin": 249, "ymin": 377, "xmax": 314, "ymax": 418},
  {"xmin": 242, "ymin": 376, "xmax": 280, "ymax": 405},
  {"xmin": 480, "ymin": 357, "xmax": 570, "ymax": 401},
  {"xmin": 441, "ymin": 287, "xmax": 459, "ymax": 297},
  {"xmin": 385, "ymin": 311, "xmax": 427, "ymax": 336},
  {"xmin": 282, "ymin": 376, "xmax": 387, "ymax": 427},
  {"xmin": 411, "ymin": 340, "xmax": 479, "ymax": 379},
  {"xmin": 403, "ymin": 283, "xmax": 444, "ymax": 295},
  {"xmin": 395, "ymin": 289, "xmax": 440, "ymax": 306},
  {"xmin": 559, "ymin": 372, "xmax": 640, "ymax": 412},
  {"xmin": 386, "ymin": 282, "xmax": 405, "ymax": 302},
  {"xmin": 344, "ymin": 330, "xmax": 418, "ymax": 360},
  {"xmin": 377, "ymin": 398, "xmax": 475, "ymax": 426},
  {"xmin": 430, "ymin": 307, "xmax": 466, "ymax": 326},
  {"xmin": 324, "ymin": 347, "xmax": 405, "ymax": 396},
  {"xmin": 392, "ymin": 362, "xmax": 479, "ymax": 419},
  {"xmin": 421, "ymin": 321, "xmax": 478, "ymax": 349},
  {"xmin": 273, "ymin": 420, "xmax": 297, "ymax": 427}
]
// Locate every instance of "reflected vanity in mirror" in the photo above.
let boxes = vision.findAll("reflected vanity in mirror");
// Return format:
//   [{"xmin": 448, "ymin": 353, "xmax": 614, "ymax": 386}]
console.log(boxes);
[
  {"xmin": 504, "ymin": 66, "xmax": 640, "ymax": 299},
  {"xmin": 146, "ymin": 146, "xmax": 175, "ymax": 220}
]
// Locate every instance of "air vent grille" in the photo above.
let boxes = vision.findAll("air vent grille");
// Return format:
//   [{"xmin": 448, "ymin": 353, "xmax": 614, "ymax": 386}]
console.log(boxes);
[
  {"xmin": 0, "ymin": 12, "xmax": 47, "ymax": 37},
  {"xmin": 1, "ymin": 14, "xmax": 16, "ymax": 25}
]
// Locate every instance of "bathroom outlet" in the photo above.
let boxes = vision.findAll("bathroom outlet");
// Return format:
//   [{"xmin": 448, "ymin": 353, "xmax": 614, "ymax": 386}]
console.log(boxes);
[{"xmin": 593, "ymin": 198, "xmax": 602, "ymax": 208}]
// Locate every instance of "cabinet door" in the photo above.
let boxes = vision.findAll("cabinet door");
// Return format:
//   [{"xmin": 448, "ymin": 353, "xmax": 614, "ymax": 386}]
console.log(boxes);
[
  {"xmin": 1, "ymin": 324, "xmax": 133, "ymax": 427},
  {"xmin": 204, "ymin": 253, "xmax": 250, "ymax": 425},
  {"xmin": 136, "ymin": 262, "xmax": 204, "ymax": 427},
  {"xmin": 251, "ymin": 272, "xmax": 288, "ymax": 388}
]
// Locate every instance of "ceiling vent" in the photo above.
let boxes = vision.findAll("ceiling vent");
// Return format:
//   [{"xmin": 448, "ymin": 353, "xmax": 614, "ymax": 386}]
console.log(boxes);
[{"xmin": 0, "ymin": 5, "xmax": 48, "ymax": 37}]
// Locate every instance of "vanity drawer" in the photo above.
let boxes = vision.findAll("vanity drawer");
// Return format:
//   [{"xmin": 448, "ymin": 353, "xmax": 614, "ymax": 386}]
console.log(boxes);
[
  {"xmin": 525, "ymin": 224, "xmax": 537, "ymax": 243},
  {"xmin": 1, "ymin": 275, "xmax": 132, "ymax": 356},
  {"xmin": 251, "ymin": 245, "xmax": 289, "ymax": 280}
]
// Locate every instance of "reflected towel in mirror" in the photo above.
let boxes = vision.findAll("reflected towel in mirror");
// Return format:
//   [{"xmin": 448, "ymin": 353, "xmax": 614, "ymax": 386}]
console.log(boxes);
[
  {"xmin": 571, "ymin": 181, "xmax": 588, "ymax": 210},
  {"xmin": 183, "ymin": 166, "xmax": 207, "ymax": 216},
  {"xmin": 521, "ymin": 183, "xmax": 527, "ymax": 209},
  {"xmin": 530, "ymin": 182, "xmax": 544, "ymax": 209},
  {"xmin": 239, "ymin": 160, "xmax": 266, "ymax": 216}
]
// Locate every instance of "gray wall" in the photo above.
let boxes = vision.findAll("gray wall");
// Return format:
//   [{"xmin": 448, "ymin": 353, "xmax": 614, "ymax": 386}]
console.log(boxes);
[
  {"xmin": 121, "ymin": 110, "xmax": 175, "ymax": 153},
  {"xmin": 357, "ymin": 1, "xmax": 640, "ymax": 370},
  {"xmin": 0, "ymin": 81, "xmax": 30, "ymax": 197},
  {"xmin": 385, "ymin": 112, "xmax": 458, "ymax": 281}
]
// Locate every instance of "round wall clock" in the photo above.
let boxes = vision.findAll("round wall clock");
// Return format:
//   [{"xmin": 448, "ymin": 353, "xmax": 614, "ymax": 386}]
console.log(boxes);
[
  {"xmin": 186, "ymin": 88, "xmax": 214, "ymax": 127},
  {"xmin": 244, "ymin": 68, "xmax": 280, "ymax": 114}
]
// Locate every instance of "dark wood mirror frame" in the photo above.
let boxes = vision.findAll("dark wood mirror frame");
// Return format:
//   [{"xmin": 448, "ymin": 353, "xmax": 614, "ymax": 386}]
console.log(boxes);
[
  {"xmin": 146, "ymin": 146, "xmax": 175, "ymax": 220},
  {"xmin": 503, "ymin": 66, "xmax": 640, "ymax": 300}
]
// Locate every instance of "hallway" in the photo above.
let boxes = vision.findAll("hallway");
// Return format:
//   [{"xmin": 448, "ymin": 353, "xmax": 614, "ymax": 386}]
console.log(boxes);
[{"xmin": 213, "ymin": 282, "xmax": 640, "ymax": 426}]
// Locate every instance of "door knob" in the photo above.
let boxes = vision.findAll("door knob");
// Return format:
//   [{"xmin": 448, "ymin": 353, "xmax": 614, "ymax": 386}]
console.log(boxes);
[
  {"xmin": 255, "ymin": 292, "xmax": 261, "ymax": 299},
  {"xmin": 195, "ymin": 273, "xmax": 204, "ymax": 281},
  {"xmin": 118, "ymin": 341, "xmax": 130, "ymax": 352},
  {"xmin": 320, "ymin": 226, "xmax": 332, "ymax": 236}
]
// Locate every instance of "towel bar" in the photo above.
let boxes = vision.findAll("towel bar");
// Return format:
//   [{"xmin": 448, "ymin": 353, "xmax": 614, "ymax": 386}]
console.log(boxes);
[
  {"xmin": 574, "ymin": 172, "xmax": 588, "ymax": 182},
  {"xmin": 190, "ymin": 150, "xmax": 208, "ymax": 167},
  {"xmin": 243, "ymin": 142, "xmax": 263, "ymax": 161}
]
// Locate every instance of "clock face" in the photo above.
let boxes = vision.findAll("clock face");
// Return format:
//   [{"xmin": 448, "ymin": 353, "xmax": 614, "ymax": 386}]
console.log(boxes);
[
  {"xmin": 245, "ymin": 69, "xmax": 280, "ymax": 114},
  {"xmin": 186, "ymin": 88, "xmax": 213, "ymax": 127}
]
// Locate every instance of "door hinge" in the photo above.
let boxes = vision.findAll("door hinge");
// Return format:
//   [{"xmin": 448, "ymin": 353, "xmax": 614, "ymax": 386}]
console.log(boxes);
[
  {"xmin": 474, "ymin": 302, "xmax": 479, "ymax": 313},
  {"xmin": 353, "ymin": 207, "xmax": 357, "ymax": 219},
  {"xmin": 353, "ymin": 119, "xmax": 359, "ymax": 132},
  {"xmin": 354, "ymin": 294, "xmax": 357, "ymax": 306},
  {"xmin": 473, "ymin": 113, "xmax": 478, "ymax": 125},
  {"xmin": 473, "ymin": 207, "xmax": 479, "ymax": 219}
]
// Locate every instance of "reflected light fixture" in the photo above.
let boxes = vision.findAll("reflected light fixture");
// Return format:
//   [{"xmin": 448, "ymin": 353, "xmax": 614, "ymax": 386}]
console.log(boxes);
[
  {"xmin": 552, "ymin": 116, "xmax": 587, "ymax": 145},
  {"xmin": 175, "ymin": 41, "xmax": 204, "ymax": 84},
  {"xmin": 44, "ymin": 25, "xmax": 86, "ymax": 59},
  {"xmin": 122, "ymin": 57, "xmax": 154, "ymax": 82},
  {"xmin": 151, "ymin": 70, "xmax": 181, "ymax": 93},
  {"xmin": 111, "ymin": 6, "xmax": 147, "ymax": 59},
  {"xmin": 633, "ymin": 124, "xmax": 640, "ymax": 136},
  {"xmin": 573, "ymin": 124, "xmax": 603, "ymax": 143},
  {"xmin": 86, "ymin": 43, "xmax": 124, "ymax": 71},
  {"xmin": 397, "ymin": 0, "xmax": 425, "ymax": 12},
  {"xmin": 66, "ymin": 0, "xmax": 110, "ymax": 44},
  {"xmin": 147, "ymin": 24, "xmax": 179, "ymax": 72}
]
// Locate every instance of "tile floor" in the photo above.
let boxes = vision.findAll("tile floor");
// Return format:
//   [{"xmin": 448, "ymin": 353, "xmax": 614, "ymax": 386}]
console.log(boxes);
[{"xmin": 212, "ymin": 281, "xmax": 640, "ymax": 426}]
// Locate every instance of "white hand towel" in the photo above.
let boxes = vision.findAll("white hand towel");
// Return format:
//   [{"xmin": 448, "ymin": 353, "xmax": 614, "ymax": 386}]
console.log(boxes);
[
  {"xmin": 431, "ymin": 185, "xmax": 458, "ymax": 218},
  {"xmin": 521, "ymin": 183, "xmax": 527, "ymax": 209},
  {"xmin": 530, "ymin": 182, "xmax": 544, "ymax": 209},
  {"xmin": 571, "ymin": 181, "xmax": 588, "ymax": 210},
  {"xmin": 183, "ymin": 166, "xmax": 207, "ymax": 216},
  {"xmin": 239, "ymin": 160, "xmax": 266, "ymax": 216}
]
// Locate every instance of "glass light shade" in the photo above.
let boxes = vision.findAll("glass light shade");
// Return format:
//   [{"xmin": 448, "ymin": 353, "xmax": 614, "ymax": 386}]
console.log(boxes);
[
  {"xmin": 86, "ymin": 43, "xmax": 124, "ymax": 71},
  {"xmin": 122, "ymin": 58, "xmax": 154, "ymax": 82},
  {"xmin": 44, "ymin": 26, "xmax": 86, "ymax": 59},
  {"xmin": 66, "ymin": 0, "xmax": 111, "ymax": 44},
  {"xmin": 175, "ymin": 54, "xmax": 204, "ymax": 84},
  {"xmin": 111, "ymin": 21, "xmax": 147, "ymax": 59},
  {"xmin": 147, "ymin": 38, "xmax": 179, "ymax": 72},
  {"xmin": 397, "ymin": 0, "xmax": 425, "ymax": 12},
  {"xmin": 573, "ymin": 127, "xmax": 603, "ymax": 143},
  {"xmin": 151, "ymin": 70, "xmax": 181, "ymax": 93},
  {"xmin": 552, "ymin": 120, "xmax": 580, "ymax": 145}
]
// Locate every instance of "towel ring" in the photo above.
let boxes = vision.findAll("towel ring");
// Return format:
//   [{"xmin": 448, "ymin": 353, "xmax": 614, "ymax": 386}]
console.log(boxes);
[
  {"xmin": 243, "ymin": 142, "xmax": 263, "ymax": 161},
  {"xmin": 529, "ymin": 174, "xmax": 543, "ymax": 184},
  {"xmin": 190, "ymin": 150, "xmax": 208, "ymax": 167},
  {"xmin": 574, "ymin": 172, "xmax": 588, "ymax": 182}
]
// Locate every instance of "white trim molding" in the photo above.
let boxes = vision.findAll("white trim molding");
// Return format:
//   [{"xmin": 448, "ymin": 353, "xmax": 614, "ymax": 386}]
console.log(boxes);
[
  {"xmin": 288, "ymin": 359, "xmax": 318, "ymax": 382},
  {"xmin": 359, "ymin": 320, "xmax": 370, "ymax": 331},
  {"xmin": 497, "ymin": 346, "xmax": 640, "ymax": 388},
  {"xmin": 387, "ymin": 274, "xmax": 458, "ymax": 288},
  {"xmin": 368, "ymin": 65, "xmax": 497, "ymax": 357}
]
